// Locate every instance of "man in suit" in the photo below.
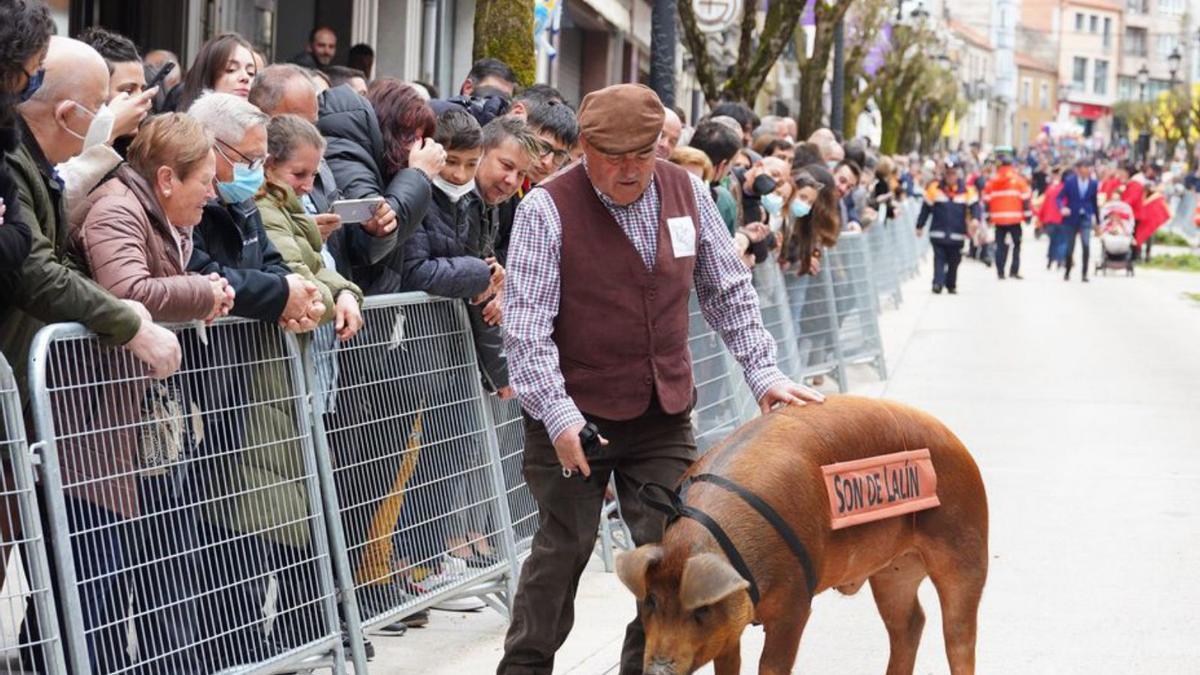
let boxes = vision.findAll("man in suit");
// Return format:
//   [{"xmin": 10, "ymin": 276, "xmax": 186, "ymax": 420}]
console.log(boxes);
[{"xmin": 1057, "ymin": 159, "xmax": 1100, "ymax": 282}]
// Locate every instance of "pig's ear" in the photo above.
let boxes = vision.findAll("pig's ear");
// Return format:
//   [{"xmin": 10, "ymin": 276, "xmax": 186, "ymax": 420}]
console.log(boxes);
[
  {"xmin": 616, "ymin": 544, "xmax": 664, "ymax": 600},
  {"xmin": 679, "ymin": 553, "xmax": 750, "ymax": 611}
]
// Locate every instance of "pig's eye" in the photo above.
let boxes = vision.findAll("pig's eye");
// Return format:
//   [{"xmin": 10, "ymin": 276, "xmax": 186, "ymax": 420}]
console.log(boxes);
[
  {"xmin": 644, "ymin": 594, "xmax": 658, "ymax": 613},
  {"xmin": 692, "ymin": 606, "xmax": 710, "ymax": 625}
]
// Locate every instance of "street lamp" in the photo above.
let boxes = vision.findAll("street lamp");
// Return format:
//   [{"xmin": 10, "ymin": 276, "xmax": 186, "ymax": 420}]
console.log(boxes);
[
  {"xmin": 1137, "ymin": 64, "xmax": 1150, "ymax": 102},
  {"xmin": 1169, "ymin": 47, "xmax": 1182, "ymax": 87}
]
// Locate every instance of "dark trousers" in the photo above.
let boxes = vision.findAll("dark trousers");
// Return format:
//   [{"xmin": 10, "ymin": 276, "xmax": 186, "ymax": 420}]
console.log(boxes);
[
  {"xmin": 995, "ymin": 224, "xmax": 1022, "ymax": 276},
  {"xmin": 1063, "ymin": 223, "xmax": 1091, "ymax": 278},
  {"xmin": 932, "ymin": 241, "xmax": 963, "ymax": 290},
  {"xmin": 497, "ymin": 399, "xmax": 696, "ymax": 675}
]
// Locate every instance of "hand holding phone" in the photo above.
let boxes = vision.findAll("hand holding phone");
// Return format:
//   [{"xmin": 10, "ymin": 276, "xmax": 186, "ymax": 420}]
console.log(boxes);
[{"xmin": 331, "ymin": 197, "xmax": 386, "ymax": 224}]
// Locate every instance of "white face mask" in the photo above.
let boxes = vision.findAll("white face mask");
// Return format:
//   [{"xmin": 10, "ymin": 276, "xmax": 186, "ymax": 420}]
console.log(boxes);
[
  {"xmin": 433, "ymin": 175, "xmax": 476, "ymax": 203},
  {"xmin": 63, "ymin": 102, "xmax": 115, "ymax": 150}
]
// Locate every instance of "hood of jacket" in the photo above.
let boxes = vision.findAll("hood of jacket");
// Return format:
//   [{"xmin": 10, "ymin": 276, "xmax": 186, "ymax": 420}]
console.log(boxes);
[{"xmin": 317, "ymin": 85, "xmax": 386, "ymax": 172}]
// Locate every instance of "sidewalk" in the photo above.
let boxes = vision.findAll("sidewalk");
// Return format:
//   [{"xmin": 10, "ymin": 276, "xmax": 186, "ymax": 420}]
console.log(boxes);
[{"xmin": 372, "ymin": 236, "xmax": 1200, "ymax": 674}]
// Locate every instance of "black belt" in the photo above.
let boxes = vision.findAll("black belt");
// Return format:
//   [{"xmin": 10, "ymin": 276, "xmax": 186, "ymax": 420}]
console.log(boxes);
[{"xmin": 640, "ymin": 473, "xmax": 817, "ymax": 606}]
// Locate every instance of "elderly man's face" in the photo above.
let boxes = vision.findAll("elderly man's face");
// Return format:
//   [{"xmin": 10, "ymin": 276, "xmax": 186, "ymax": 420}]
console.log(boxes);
[
  {"xmin": 583, "ymin": 138, "xmax": 658, "ymax": 206},
  {"xmin": 476, "ymin": 137, "xmax": 534, "ymax": 205},
  {"xmin": 311, "ymin": 29, "xmax": 337, "ymax": 66},
  {"xmin": 213, "ymin": 123, "xmax": 268, "ymax": 185},
  {"xmin": 656, "ymin": 109, "xmax": 682, "ymax": 160}
]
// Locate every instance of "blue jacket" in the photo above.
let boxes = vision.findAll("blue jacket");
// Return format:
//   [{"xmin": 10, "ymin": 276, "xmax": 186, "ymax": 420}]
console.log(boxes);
[
  {"xmin": 1057, "ymin": 173, "xmax": 1099, "ymax": 228},
  {"xmin": 915, "ymin": 179, "xmax": 980, "ymax": 245}
]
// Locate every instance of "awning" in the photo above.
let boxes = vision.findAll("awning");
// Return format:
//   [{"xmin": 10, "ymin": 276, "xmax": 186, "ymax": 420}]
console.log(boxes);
[{"xmin": 1070, "ymin": 102, "xmax": 1110, "ymax": 120}]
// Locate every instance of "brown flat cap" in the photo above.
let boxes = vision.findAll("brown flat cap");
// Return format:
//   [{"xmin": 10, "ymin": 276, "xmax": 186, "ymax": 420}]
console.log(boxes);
[{"xmin": 578, "ymin": 84, "xmax": 665, "ymax": 155}]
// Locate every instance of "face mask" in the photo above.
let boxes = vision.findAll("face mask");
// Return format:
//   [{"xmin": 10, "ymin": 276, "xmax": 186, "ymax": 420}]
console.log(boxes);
[
  {"xmin": 62, "ymin": 102, "xmax": 115, "ymax": 150},
  {"xmin": 761, "ymin": 192, "xmax": 784, "ymax": 216},
  {"xmin": 751, "ymin": 173, "xmax": 777, "ymax": 197},
  {"xmin": 791, "ymin": 199, "xmax": 812, "ymax": 218},
  {"xmin": 433, "ymin": 176, "xmax": 476, "ymax": 203},
  {"xmin": 827, "ymin": 160, "xmax": 839, "ymax": 170},
  {"xmin": 19, "ymin": 68, "xmax": 43, "ymax": 102},
  {"xmin": 216, "ymin": 162, "xmax": 265, "ymax": 204}
]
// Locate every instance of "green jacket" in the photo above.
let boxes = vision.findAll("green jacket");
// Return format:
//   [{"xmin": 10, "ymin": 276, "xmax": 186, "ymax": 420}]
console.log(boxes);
[
  {"xmin": 255, "ymin": 183, "xmax": 363, "ymax": 322},
  {"xmin": 0, "ymin": 120, "xmax": 140, "ymax": 399}
]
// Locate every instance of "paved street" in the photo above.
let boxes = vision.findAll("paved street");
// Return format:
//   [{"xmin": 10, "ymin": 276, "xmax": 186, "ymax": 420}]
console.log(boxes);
[{"xmin": 375, "ymin": 236, "xmax": 1200, "ymax": 674}]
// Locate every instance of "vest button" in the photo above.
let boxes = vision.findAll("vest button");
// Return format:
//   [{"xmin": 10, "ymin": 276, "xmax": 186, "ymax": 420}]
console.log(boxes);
[{"xmin": 644, "ymin": 375, "xmax": 653, "ymax": 385}]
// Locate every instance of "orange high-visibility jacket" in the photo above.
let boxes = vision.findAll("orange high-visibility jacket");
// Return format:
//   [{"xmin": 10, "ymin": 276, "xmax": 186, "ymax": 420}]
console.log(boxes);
[{"xmin": 981, "ymin": 166, "xmax": 1032, "ymax": 226}]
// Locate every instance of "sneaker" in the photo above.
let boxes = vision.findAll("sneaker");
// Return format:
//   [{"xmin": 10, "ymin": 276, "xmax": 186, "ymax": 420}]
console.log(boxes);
[
  {"xmin": 947, "ymin": 287, "xmax": 957, "ymax": 295},
  {"xmin": 376, "ymin": 619, "xmax": 411, "ymax": 636},
  {"xmin": 932, "ymin": 284, "xmax": 943, "ymax": 294}
]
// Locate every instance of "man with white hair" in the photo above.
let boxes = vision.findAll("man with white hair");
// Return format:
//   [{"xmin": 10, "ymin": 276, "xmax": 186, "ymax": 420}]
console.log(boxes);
[
  {"xmin": 2, "ymin": 35, "xmax": 181, "ymax": 389},
  {"xmin": 188, "ymin": 92, "xmax": 324, "ymax": 328}
]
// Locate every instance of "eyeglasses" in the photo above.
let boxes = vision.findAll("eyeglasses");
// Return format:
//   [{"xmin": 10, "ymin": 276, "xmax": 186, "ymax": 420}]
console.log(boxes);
[
  {"xmin": 538, "ymin": 140, "xmax": 572, "ymax": 168},
  {"xmin": 215, "ymin": 138, "xmax": 268, "ymax": 172}
]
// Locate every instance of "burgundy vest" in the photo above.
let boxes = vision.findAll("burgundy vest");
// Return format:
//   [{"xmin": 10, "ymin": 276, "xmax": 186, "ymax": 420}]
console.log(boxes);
[{"xmin": 541, "ymin": 160, "xmax": 700, "ymax": 420}]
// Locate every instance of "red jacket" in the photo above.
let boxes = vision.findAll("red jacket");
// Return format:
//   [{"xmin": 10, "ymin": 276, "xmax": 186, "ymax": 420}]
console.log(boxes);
[
  {"xmin": 982, "ymin": 166, "xmax": 1032, "ymax": 226},
  {"xmin": 1036, "ymin": 181, "xmax": 1064, "ymax": 227}
]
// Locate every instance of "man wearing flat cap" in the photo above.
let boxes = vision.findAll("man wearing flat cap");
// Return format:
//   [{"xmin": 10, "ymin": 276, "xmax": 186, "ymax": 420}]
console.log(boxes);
[{"xmin": 499, "ymin": 83, "xmax": 823, "ymax": 673}]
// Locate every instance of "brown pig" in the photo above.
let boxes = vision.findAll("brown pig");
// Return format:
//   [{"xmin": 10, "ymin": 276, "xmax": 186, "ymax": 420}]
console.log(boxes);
[{"xmin": 616, "ymin": 395, "xmax": 988, "ymax": 675}]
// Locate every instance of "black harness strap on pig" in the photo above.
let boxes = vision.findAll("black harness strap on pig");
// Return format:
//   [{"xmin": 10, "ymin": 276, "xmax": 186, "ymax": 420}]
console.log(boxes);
[{"xmin": 640, "ymin": 473, "xmax": 818, "ymax": 607}]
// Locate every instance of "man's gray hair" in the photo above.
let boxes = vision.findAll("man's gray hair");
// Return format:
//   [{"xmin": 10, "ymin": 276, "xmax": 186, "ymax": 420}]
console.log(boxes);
[
  {"xmin": 249, "ymin": 64, "xmax": 316, "ymax": 116},
  {"xmin": 189, "ymin": 92, "xmax": 270, "ymax": 143},
  {"xmin": 753, "ymin": 115, "xmax": 784, "ymax": 141}
]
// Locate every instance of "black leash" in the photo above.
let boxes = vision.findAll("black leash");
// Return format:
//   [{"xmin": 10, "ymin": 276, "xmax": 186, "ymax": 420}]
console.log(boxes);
[{"xmin": 640, "ymin": 473, "xmax": 818, "ymax": 608}]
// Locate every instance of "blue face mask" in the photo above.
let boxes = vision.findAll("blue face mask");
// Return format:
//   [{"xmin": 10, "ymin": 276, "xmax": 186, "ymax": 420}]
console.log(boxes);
[
  {"xmin": 762, "ymin": 192, "xmax": 784, "ymax": 216},
  {"xmin": 217, "ymin": 162, "xmax": 265, "ymax": 204},
  {"xmin": 791, "ymin": 199, "xmax": 812, "ymax": 219},
  {"xmin": 19, "ymin": 68, "xmax": 43, "ymax": 102}
]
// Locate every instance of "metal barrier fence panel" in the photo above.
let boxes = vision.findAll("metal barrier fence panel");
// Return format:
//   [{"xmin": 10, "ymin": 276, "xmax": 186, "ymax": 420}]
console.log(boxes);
[
  {"xmin": 1167, "ymin": 190, "xmax": 1195, "ymax": 236},
  {"xmin": 0, "ymin": 354, "xmax": 64, "ymax": 674},
  {"xmin": 687, "ymin": 293, "xmax": 752, "ymax": 454},
  {"xmin": 826, "ymin": 232, "xmax": 889, "ymax": 381},
  {"xmin": 487, "ymin": 395, "xmax": 537, "ymax": 558},
  {"xmin": 750, "ymin": 257, "xmax": 804, "ymax": 382},
  {"xmin": 306, "ymin": 294, "xmax": 516, "ymax": 633},
  {"xmin": 866, "ymin": 218, "xmax": 903, "ymax": 309},
  {"xmin": 27, "ymin": 319, "xmax": 344, "ymax": 675},
  {"xmin": 782, "ymin": 262, "xmax": 847, "ymax": 392}
]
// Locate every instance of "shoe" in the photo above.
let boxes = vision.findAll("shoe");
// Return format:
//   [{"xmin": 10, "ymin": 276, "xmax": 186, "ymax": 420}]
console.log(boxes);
[
  {"xmin": 947, "ymin": 287, "xmax": 957, "ymax": 294},
  {"xmin": 1011, "ymin": 273, "xmax": 1023, "ymax": 280},
  {"xmin": 432, "ymin": 594, "xmax": 487, "ymax": 612},
  {"xmin": 1082, "ymin": 276, "xmax": 1089, "ymax": 283},
  {"xmin": 1046, "ymin": 260, "xmax": 1052, "ymax": 270},
  {"xmin": 376, "ymin": 619, "xmax": 409, "ymax": 636},
  {"xmin": 932, "ymin": 284, "xmax": 943, "ymax": 294},
  {"xmin": 997, "ymin": 273, "xmax": 1005, "ymax": 280},
  {"xmin": 376, "ymin": 611, "xmax": 426, "ymax": 635},
  {"xmin": 341, "ymin": 632, "xmax": 377, "ymax": 658}
]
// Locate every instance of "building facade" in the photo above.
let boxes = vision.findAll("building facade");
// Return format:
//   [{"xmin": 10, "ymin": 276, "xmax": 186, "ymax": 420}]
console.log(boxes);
[
  {"xmin": 948, "ymin": 19, "xmax": 999, "ymax": 147},
  {"xmin": 1014, "ymin": 52, "xmax": 1060, "ymax": 146},
  {"xmin": 1116, "ymin": 0, "xmax": 1199, "ymax": 103}
]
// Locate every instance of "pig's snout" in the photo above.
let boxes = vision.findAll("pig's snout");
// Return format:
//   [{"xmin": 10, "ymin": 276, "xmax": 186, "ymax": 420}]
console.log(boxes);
[{"xmin": 645, "ymin": 656, "xmax": 679, "ymax": 675}]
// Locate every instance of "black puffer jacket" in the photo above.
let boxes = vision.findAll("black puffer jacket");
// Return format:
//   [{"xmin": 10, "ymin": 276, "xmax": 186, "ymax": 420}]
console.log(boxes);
[
  {"xmin": 398, "ymin": 189, "xmax": 491, "ymax": 298},
  {"xmin": 188, "ymin": 198, "xmax": 291, "ymax": 322},
  {"xmin": 317, "ymin": 85, "xmax": 429, "ymax": 293}
]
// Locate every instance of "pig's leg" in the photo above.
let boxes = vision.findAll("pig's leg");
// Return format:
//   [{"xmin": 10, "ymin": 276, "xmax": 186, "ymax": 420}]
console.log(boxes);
[
  {"xmin": 755, "ymin": 604, "xmax": 810, "ymax": 675},
  {"xmin": 868, "ymin": 551, "xmax": 928, "ymax": 675},
  {"xmin": 925, "ymin": 545, "xmax": 985, "ymax": 675},
  {"xmin": 712, "ymin": 642, "xmax": 740, "ymax": 675}
]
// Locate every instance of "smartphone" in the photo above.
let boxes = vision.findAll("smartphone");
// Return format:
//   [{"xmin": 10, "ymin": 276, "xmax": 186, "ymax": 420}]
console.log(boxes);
[
  {"xmin": 330, "ymin": 197, "xmax": 385, "ymax": 224},
  {"xmin": 146, "ymin": 61, "xmax": 176, "ymax": 91}
]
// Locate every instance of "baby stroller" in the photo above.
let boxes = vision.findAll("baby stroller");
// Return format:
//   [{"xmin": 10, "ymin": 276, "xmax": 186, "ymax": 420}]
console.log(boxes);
[{"xmin": 1097, "ymin": 201, "xmax": 1135, "ymax": 276}]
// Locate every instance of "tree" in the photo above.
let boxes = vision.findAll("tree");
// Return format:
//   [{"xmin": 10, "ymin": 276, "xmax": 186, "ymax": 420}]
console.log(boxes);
[
  {"xmin": 840, "ymin": 0, "xmax": 892, "ymax": 138},
  {"xmin": 474, "ymin": 0, "xmax": 536, "ymax": 87},
  {"xmin": 792, "ymin": 0, "xmax": 857, "ymax": 138},
  {"xmin": 872, "ymin": 19, "xmax": 963, "ymax": 154},
  {"xmin": 678, "ymin": 0, "xmax": 817, "ymax": 108},
  {"xmin": 1117, "ymin": 85, "xmax": 1200, "ymax": 169}
]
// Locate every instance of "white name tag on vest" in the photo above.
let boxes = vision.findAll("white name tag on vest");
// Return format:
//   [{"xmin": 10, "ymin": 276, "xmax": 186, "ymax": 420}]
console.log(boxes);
[{"xmin": 667, "ymin": 216, "xmax": 696, "ymax": 258}]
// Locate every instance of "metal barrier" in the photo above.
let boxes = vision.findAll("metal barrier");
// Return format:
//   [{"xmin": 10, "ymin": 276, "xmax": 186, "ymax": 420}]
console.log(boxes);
[
  {"xmin": 866, "ymin": 218, "xmax": 903, "ymax": 309},
  {"xmin": 0, "ymin": 353, "xmax": 64, "ymax": 674},
  {"xmin": 12, "ymin": 194, "xmax": 929, "ymax": 674},
  {"xmin": 305, "ymin": 293, "xmax": 518, "ymax": 643},
  {"xmin": 826, "ymin": 232, "xmax": 888, "ymax": 381},
  {"xmin": 27, "ymin": 319, "xmax": 345, "ymax": 675}
]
